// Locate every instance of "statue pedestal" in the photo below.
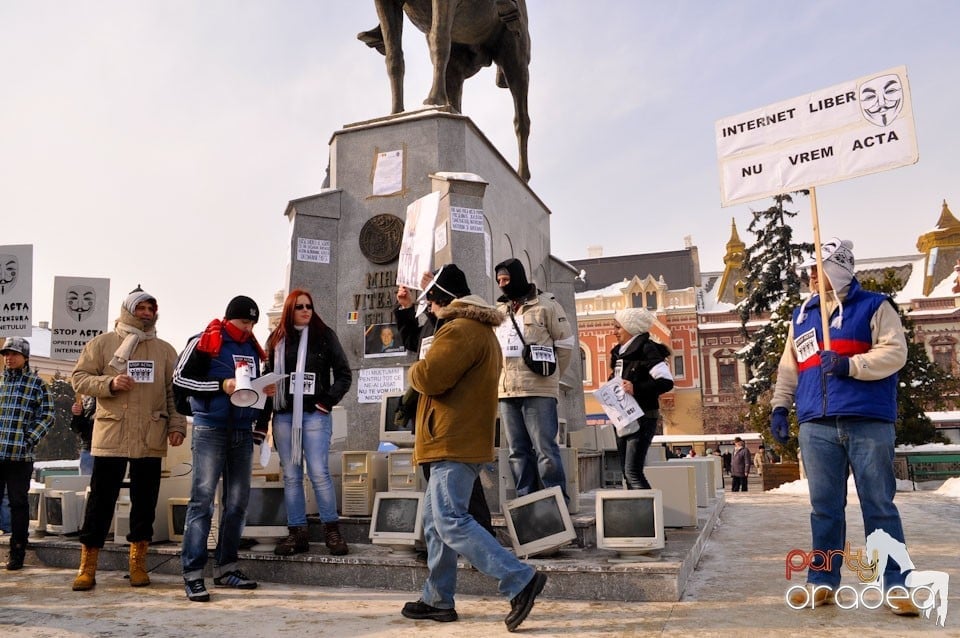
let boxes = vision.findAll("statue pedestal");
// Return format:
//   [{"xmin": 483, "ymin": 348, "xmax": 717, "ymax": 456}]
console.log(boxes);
[{"xmin": 284, "ymin": 109, "xmax": 584, "ymax": 451}]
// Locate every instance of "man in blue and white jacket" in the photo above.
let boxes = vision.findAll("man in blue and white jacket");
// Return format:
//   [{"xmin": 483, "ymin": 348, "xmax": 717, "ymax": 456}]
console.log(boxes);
[
  {"xmin": 770, "ymin": 238, "xmax": 917, "ymax": 616},
  {"xmin": 173, "ymin": 295, "xmax": 275, "ymax": 602}
]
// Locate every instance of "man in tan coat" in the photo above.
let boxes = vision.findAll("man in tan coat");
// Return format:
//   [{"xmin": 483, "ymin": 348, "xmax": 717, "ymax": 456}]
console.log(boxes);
[
  {"xmin": 401, "ymin": 287, "xmax": 546, "ymax": 632},
  {"xmin": 70, "ymin": 286, "xmax": 186, "ymax": 591}
]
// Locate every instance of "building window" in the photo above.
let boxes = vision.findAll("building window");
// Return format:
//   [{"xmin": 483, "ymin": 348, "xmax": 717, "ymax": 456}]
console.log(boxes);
[
  {"xmin": 718, "ymin": 360, "xmax": 737, "ymax": 392},
  {"xmin": 645, "ymin": 291, "xmax": 656, "ymax": 310},
  {"xmin": 673, "ymin": 355, "xmax": 685, "ymax": 378},
  {"xmin": 580, "ymin": 346, "xmax": 592, "ymax": 385},
  {"xmin": 933, "ymin": 348, "xmax": 954, "ymax": 373}
]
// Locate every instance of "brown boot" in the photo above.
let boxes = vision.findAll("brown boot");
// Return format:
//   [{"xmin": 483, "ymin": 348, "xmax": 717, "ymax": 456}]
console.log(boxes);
[
  {"xmin": 129, "ymin": 540, "xmax": 151, "ymax": 587},
  {"xmin": 273, "ymin": 526, "xmax": 310, "ymax": 556},
  {"xmin": 323, "ymin": 522, "xmax": 348, "ymax": 556},
  {"xmin": 72, "ymin": 545, "xmax": 100, "ymax": 591}
]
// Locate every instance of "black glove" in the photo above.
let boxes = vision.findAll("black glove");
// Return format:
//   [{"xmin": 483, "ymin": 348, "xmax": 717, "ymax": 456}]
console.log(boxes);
[
  {"xmin": 820, "ymin": 350, "xmax": 850, "ymax": 377},
  {"xmin": 771, "ymin": 407, "xmax": 790, "ymax": 445}
]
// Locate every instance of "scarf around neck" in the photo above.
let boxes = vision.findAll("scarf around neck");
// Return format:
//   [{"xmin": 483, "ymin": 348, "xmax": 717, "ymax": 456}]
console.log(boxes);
[
  {"xmin": 110, "ymin": 309, "xmax": 157, "ymax": 372},
  {"xmin": 197, "ymin": 318, "xmax": 266, "ymax": 359}
]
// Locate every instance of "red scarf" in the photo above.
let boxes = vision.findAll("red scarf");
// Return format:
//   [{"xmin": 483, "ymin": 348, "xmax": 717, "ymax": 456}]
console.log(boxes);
[{"xmin": 196, "ymin": 318, "xmax": 267, "ymax": 360}]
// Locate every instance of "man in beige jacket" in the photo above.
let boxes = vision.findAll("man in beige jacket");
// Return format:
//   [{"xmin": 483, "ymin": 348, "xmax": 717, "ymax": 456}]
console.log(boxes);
[{"xmin": 70, "ymin": 286, "xmax": 186, "ymax": 591}]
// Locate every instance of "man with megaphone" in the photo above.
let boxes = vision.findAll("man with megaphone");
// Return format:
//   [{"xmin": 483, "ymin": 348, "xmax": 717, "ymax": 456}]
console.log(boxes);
[{"xmin": 173, "ymin": 295, "xmax": 275, "ymax": 603}]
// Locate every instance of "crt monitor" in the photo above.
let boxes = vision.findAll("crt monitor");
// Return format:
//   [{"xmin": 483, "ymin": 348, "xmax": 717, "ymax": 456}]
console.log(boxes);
[
  {"xmin": 380, "ymin": 392, "xmax": 415, "ymax": 448},
  {"xmin": 595, "ymin": 488, "xmax": 665, "ymax": 559},
  {"xmin": 244, "ymin": 482, "xmax": 288, "ymax": 543},
  {"xmin": 28, "ymin": 485, "xmax": 46, "ymax": 535},
  {"xmin": 502, "ymin": 485, "xmax": 577, "ymax": 558},
  {"xmin": 45, "ymin": 490, "xmax": 84, "ymax": 535},
  {"xmin": 368, "ymin": 491, "xmax": 425, "ymax": 552},
  {"xmin": 167, "ymin": 497, "xmax": 190, "ymax": 542}
]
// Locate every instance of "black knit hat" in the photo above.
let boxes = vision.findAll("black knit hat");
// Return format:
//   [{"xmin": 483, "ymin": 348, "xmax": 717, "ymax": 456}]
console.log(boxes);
[
  {"xmin": 494, "ymin": 258, "xmax": 530, "ymax": 300},
  {"xmin": 421, "ymin": 263, "xmax": 472, "ymax": 306},
  {"xmin": 224, "ymin": 295, "xmax": 260, "ymax": 323}
]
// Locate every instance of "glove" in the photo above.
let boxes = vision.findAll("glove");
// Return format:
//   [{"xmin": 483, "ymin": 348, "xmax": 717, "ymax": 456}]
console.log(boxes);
[
  {"xmin": 820, "ymin": 350, "xmax": 850, "ymax": 377},
  {"xmin": 771, "ymin": 407, "xmax": 790, "ymax": 445}
]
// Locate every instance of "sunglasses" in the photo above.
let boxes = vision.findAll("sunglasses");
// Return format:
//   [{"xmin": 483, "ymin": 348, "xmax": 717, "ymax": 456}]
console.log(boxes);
[{"xmin": 294, "ymin": 304, "xmax": 313, "ymax": 310}]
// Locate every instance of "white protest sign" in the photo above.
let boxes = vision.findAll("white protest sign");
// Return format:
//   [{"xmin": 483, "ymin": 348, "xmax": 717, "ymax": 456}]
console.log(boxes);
[
  {"xmin": 396, "ymin": 191, "xmax": 441, "ymax": 289},
  {"xmin": 0, "ymin": 244, "xmax": 33, "ymax": 337},
  {"xmin": 716, "ymin": 65, "xmax": 918, "ymax": 206},
  {"xmin": 51, "ymin": 276, "xmax": 110, "ymax": 360},
  {"xmin": 357, "ymin": 366, "xmax": 406, "ymax": 404},
  {"xmin": 593, "ymin": 376, "xmax": 643, "ymax": 434}
]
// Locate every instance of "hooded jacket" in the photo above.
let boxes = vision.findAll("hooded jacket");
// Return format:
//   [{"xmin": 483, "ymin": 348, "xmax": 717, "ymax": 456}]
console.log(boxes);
[
  {"xmin": 72, "ymin": 307, "xmax": 186, "ymax": 458},
  {"xmin": 409, "ymin": 295, "xmax": 504, "ymax": 466}
]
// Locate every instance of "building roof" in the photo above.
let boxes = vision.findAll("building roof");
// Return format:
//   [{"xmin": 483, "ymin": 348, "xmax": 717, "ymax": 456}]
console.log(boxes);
[{"xmin": 568, "ymin": 249, "xmax": 697, "ymax": 292}]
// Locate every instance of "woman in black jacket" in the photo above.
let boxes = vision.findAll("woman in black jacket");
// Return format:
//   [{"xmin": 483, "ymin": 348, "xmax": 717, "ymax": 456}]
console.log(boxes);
[
  {"xmin": 261, "ymin": 289, "xmax": 352, "ymax": 556},
  {"xmin": 609, "ymin": 308, "xmax": 674, "ymax": 489}
]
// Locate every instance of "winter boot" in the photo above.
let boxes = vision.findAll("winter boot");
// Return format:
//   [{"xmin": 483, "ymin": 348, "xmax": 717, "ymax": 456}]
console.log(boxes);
[
  {"xmin": 273, "ymin": 526, "xmax": 310, "ymax": 556},
  {"xmin": 323, "ymin": 522, "xmax": 348, "ymax": 556},
  {"xmin": 72, "ymin": 545, "xmax": 100, "ymax": 591},
  {"xmin": 6, "ymin": 542, "xmax": 26, "ymax": 571},
  {"xmin": 129, "ymin": 540, "xmax": 151, "ymax": 587}
]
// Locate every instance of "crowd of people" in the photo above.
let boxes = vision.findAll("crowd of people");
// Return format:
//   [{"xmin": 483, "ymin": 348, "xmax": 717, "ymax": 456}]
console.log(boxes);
[{"xmin": 0, "ymin": 236, "xmax": 922, "ymax": 624}]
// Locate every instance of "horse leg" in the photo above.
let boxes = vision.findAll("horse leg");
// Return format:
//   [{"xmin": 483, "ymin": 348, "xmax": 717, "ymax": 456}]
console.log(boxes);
[
  {"xmin": 425, "ymin": 0, "xmax": 454, "ymax": 107},
  {"xmin": 375, "ymin": 0, "xmax": 405, "ymax": 113},
  {"xmin": 496, "ymin": 52, "xmax": 531, "ymax": 182}
]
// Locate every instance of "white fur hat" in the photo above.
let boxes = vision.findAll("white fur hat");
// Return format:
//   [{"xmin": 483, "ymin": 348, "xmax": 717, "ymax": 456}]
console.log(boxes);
[
  {"xmin": 615, "ymin": 308, "xmax": 655, "ymax": 336},
  {"xmin": 801, "ymin": 237, "xmax": 855, "ymax": 290}
]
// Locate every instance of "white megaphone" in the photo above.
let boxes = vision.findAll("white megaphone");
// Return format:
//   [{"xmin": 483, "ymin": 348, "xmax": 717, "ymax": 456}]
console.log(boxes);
[{"xmin": 230, "ymin": 363, "xmax": 259, "ymax": 408}]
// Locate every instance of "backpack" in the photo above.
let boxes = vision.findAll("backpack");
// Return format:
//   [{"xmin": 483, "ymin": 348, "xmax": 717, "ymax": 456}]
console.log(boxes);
[{"xmin": 172, "ymin": 334, "xmax": 200, "ymax": 417}]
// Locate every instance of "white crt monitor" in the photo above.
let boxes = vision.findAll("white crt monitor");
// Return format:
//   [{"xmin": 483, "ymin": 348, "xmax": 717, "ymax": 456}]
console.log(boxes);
[
  {"xmin": 244, "ymin": 481, "xmax": 288, "ymax": 540},
  {"xmin": 368, "ymin": 491, "xmax": 425, "ymax": 552},
  {"xmin": 380, "ymin": 392, "xmax": 415, "ymax": 448},
  {"xmin": 28, "ymin": 484, "xmax": 46, "ymax": 535},
  {"xmin": 167, "ymin": 497, "xmax": 190, "ymax": 542},
  {"xmin": 595, "ymin": 489, "xmax": 665, "ymax": 557},
  {"xmin": 44, "ymin": 490, "xmax": 84, "ymax": 535},
  {"xmin": 503, "ymin": 485, "xmax": 576, "ymax": 558}
]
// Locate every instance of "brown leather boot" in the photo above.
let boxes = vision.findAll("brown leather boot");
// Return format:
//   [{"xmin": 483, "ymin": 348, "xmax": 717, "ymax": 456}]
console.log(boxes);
[
  {"xmin": 273, "ymin": 526, "xmax": 310, "ymax": 556},
  {"xmin": 323, "ymin": 522, "xmax": 348, "ymax": 556},
  {"xmin": 129, "ymin": 540, "xmax": 151, "ymax": 587},
  {"xmin": 72, "ymin": 545, "xmax": 100, "ymax": 591}
]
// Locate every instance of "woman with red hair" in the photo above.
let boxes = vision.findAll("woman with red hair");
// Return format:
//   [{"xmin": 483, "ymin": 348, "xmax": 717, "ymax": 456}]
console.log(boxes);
[{"xmin": 260, "ymin": 290, "xmax": 352, "ymax": 556}]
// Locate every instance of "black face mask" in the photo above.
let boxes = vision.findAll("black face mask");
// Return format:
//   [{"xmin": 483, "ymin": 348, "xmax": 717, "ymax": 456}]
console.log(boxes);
[{"xmin": 496, "ymin": 258, "xmax": 530, "ymax": 300}]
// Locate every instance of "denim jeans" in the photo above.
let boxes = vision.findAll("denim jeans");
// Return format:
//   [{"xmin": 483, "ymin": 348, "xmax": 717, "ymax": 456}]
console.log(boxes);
[
  {"xmin": 272, "ymin": 410, "xmax": 339, "ymax": 525},
  {"xmin": 499, "ymin": 396, "xmax": 568, "ymax": 500},
  {"xmin": 79, "ymin": 449, "xmax": 94, "ymax": 476},
  {"xmin": 616, "ymin": 417, "xmax": 656, "ymax": 489},
  {"xmin": 799, "ymin": 418, "xmax": 907, "ymax": 589},
  {"xmin": 421, "ymin": 461, "xmax": 535, "ymax": 608},
  {"xmin": 182, "ymin": 425, "xmax": 253, "ymax": 580}
]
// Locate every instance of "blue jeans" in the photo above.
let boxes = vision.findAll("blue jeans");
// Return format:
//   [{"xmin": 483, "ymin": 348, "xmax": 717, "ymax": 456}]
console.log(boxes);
[
  {"xmin": 272, "ymin": 410, "xmax": 339, "ymax": 525},
  {"xmin": 500, "ymin": 396, "xmax": 568, "ymax": 500},
  {"xmin": 799, "ymin": 418, "xmax": 908, "ymax": 589},
  {"xmin": 182, "ymin": 425, "xmax": 253, "ymax": 580},
  {"xmin": 421, "ymin": 461, "xmax": 535, "ymax": 608},
  {"xmin": 79, "ymin": 449, "xmax": 94, "ymax": 476}
]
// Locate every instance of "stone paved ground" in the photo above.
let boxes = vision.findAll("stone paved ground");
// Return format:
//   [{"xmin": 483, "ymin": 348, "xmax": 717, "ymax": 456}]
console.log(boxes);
[{"xmin": 1, "ymin": 490, "xmax": 958, "ymax": 637}]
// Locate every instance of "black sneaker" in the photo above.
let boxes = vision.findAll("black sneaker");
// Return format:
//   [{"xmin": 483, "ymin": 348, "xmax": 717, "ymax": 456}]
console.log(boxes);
[
  {"xmin": 213, "ymin": 569, "xmax": 258, "ymax": 589},
  {"xmin": 184, "ymin": 579, "xmax": 210, "ymax": 602},
  {"xmin": 401, "ymin": 600, "xmax": 458, "ymax": 622},
  {"xmin": 505, "ymin": 572, "xmax": 547, "ymax": 632}
]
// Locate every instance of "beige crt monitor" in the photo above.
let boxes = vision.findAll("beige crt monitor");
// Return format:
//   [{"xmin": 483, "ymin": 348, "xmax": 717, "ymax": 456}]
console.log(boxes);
[{"xmin": 645, "ymin": 464, "xmax": 697, "ymax": 527}]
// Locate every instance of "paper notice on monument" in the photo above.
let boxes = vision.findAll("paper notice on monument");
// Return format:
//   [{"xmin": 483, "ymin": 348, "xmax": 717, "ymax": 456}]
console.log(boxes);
[
  {"xmin": 51, "ymin": 276, "xmax": 110, "ymax": 361},
  {"xmin": 297, "ymin": 237, "xmax": 330, "ymax": 263},
  {"xmin": 357, "ymin": 367, "xmax": 406, "ymax": 403},
  {"xmin": 0, "ymin": 244, "xmax": 33, "ymax": 337},
  {"xmin": 397, "ymin": 191, "xmax": 441, "ymax": 289},
  {"xmin": 434, "ymin": 222, "xmax": 448, "ymax": 252},
  {"xmin": 450, "ymin": 207, "xmax": 484, "ymax": 233},
  {"xmin": 372, "ymin": 149, "xmax": 403, "ymax": 196}
]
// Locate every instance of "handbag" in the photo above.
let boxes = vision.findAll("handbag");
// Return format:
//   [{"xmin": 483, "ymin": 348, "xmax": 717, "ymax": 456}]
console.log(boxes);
[{"xmin": 508, "ymin": 310, "xmax": 557, "ymax": 377}]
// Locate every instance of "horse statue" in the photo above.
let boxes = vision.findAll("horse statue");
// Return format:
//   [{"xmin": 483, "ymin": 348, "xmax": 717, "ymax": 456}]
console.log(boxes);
[{"xmin": 359, "ymin": 0, "xmax": 532, "ymax": 182}]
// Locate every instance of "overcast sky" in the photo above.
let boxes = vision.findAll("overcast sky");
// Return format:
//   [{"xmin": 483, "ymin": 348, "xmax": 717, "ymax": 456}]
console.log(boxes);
[{"xmin": 2, "ymin": 1, "xmax": 958, "ymax": 349}]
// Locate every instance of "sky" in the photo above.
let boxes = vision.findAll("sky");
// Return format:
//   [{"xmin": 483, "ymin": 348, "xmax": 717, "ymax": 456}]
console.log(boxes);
[{"xmin": 3, "ymin": 1, "xmax": 959, "ymax": 350}]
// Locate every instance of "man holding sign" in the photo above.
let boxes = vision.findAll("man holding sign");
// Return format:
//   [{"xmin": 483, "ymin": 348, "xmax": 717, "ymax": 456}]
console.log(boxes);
[{"xmin": 770, "ymin": 239, "xmax": 917, "ymax": 616}]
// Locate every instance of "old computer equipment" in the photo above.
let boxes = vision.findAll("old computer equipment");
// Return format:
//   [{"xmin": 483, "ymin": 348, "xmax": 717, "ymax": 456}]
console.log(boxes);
[
  {"xmin": 502, "ymin": 485, "xmax": 576, "ymax": 559},
  {"xmin": 645, "ymin": 464, "xmax": 698, "ymax": 527},
  {"xmin": 244, "ymin": 480, "xmax": 288, "ymax": 550},
  {"xmin": 44, "ymin": 489, "xmax": 85, "ymax": 535},
  {"xmin": 594, "ymin": 488, "xmax": 665, "ymax": 561},
  {"xmin": 341, "ymin": 451, "xmax": 388, "ymax": 516},
  {"xmin": 368, "ymin": 490, "xmax": 425, "ymax": 553},
  {"xmin": 379, "ymin": 392, "xmax": 415, "ymax": 448}
]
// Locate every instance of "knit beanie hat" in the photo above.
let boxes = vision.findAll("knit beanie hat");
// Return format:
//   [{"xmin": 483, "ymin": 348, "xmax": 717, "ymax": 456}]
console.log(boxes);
[
  {"xmin": 802, "ymin": 237, "xmax": 855, "ymax": 291},
  {"xmin": 420, "ymin": 264, "xmax": 471, "ymax": 304},
  {"xmin": 615, "ymin": 308, "xmax": 655, "ymax": 336},
  {"xmin": 0, "ymin": 336, "xmax": 30, "ymax": 359},
  {"xmin": 225, "ymin": 295, "xmax": 260, "ymax": 323},
  {"xmin": 495, "ymin": 258, "xmax": 531, "ymax": 300},
  {"xmin": 123, "ymin": 285, "xmax": 157, "ymax": 315}
]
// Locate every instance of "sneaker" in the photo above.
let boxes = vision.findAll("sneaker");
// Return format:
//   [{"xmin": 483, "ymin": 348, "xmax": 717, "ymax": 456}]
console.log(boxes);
[
  {"xmin": 184, "ymin": 579, "xmax": 210, "ymax": 602},
  {"xmin": 788, "ymin": 584, "xmax": 834, "ymax": 608},
  {"xmin": 213, "ymin": 569, "xmax": 258, "ymax": 589},
  {"xmin": 505, "ymin": 572, "xmax": 547, "ymax": 632},
  {"xmin": 401, "ymin": 600, "xmax": 458, "ymax": 622}
]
